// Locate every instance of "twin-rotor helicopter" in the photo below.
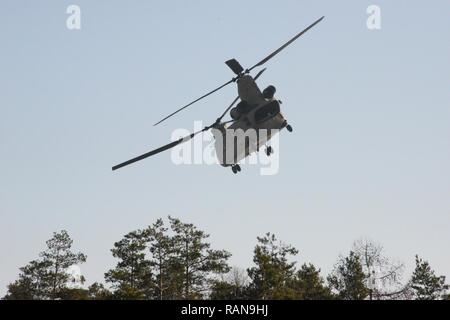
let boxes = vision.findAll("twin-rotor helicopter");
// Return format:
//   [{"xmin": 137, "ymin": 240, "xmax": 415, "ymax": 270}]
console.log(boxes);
[{"xmin": 112, "ymin": 16, "xmax": 324, "ymax": 174}]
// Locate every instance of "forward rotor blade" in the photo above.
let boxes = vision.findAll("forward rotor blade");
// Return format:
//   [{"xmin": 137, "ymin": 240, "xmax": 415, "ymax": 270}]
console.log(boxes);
[
  {"xmin": 218, "ymin": 96, "xmax": 240, "ymax": 122},
  {"xmin": 247, "ymin": 16, "xmax": 324, "ymax": 73},
  {"xmin": 153, "ymin": 78, "xmax": 235, "ymax": 126},
  {"xmin": 112, "ymin": 126, "xmax": 210, "ymax": 171}
]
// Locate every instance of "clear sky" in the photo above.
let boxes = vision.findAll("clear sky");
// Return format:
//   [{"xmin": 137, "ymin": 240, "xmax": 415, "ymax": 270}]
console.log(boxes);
[{"xmin": 1, "ymin": 0, "xmax": 449, "ymax": 295}]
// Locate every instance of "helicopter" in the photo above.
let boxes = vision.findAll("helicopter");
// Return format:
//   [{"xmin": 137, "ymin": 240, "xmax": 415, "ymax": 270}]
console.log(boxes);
[{"xmin": 112, "ymin": 16, "xmax": 324, "ymax": 174}]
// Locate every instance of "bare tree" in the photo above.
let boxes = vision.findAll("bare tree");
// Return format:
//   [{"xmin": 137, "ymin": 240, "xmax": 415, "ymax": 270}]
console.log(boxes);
[
  {"xmin": 222, "ymin": 267, "xmax": 249, "ymax": 290},
  {"xmin": 229, "ymin": 267, "xmax": 250, "ymax": 288},
  {"xmin": 209, "ymin": 267, "xmax": 250, "ymax": 299},
  {"xmin": 352, "ymin": 238, "xmax": 407, "ymax": 299}
]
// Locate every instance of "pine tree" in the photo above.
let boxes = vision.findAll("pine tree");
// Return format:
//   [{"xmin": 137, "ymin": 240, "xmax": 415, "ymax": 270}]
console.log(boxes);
[
  {"xmin": 247, "ymin": 233, "xmax": 298, "ymax": 299},
  {"xmin": 327, "ymin": 251, "xmax": 369, "ymax": 300},
  {"xmin": 292, "ymin": 263, "xmax": 333, "ymax": 300},
  {"xmin": 144, "ymin": 218, "xmax": 174, "ymax": 300},
  {"xmin": 169, "ymin": 216, "xmax": 231, "ymax": 299},
  {"xmin": 3, "ymin": 230, "xmax": 86, "ymax": 300},
  {"xmin": 4, "ymin": 260, "xmax": 51, "ymax": 300},
  {"xmin": 105, "ymin": 230, "xmax": 153, "ymax": 299},
  {"xmin": 410, "ymin": 255, "xmax": 448, "ymax": 300},
  {"xmin": 87, "ymin": 282, "xmax": 113, "ymax": 300},
  {"xmin": 41, "ymin": 230, "xmax": 87, "ymax": 299}
]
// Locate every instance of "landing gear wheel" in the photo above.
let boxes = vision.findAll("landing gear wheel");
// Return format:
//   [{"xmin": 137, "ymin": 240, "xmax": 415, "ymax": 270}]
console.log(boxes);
[
  {"xmin": 286, "ymin": 124, "xmax": 293, "ymax": 132},
  {"xmin": 265, "ymin": 146, "xmax": 273, "ymax": 156},
  {"xmin": 231, "ymin": 164, "xmax": 241, "ymax": 174}
]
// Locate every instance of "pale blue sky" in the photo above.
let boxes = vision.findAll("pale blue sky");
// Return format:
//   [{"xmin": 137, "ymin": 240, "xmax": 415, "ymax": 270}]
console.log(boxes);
[{"xmin": 1, "ymin": 1, "xmax": 449, "ymax": 295}]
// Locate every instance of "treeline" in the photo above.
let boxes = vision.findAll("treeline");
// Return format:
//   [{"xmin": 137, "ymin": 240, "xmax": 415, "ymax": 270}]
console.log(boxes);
[{"xmin": 3, "ymin": 216, "xmax": 449, "ymax": 300}]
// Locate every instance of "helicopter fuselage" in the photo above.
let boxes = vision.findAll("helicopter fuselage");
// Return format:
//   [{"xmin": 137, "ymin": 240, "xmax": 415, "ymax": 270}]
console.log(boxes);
[{"xmin": 212, "ymin": 75, "xmax": 288, "ymax": 166}]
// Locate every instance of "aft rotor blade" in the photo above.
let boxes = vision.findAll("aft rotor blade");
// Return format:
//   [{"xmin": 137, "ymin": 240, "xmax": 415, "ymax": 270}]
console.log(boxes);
[
  {"xmin": 247, "ymin": 16, "xmax": 324, "ymax": 73},
  {"xmin": 112, "ymin": 127, "xmax": 209, "ymax": 171},
  {"xmin": 253, "ymin": 67, "xmax": 267, "ymax": 81},
  {"xmin": 153, "ymin": 78, "xmax": 235, "ymax": 126}
]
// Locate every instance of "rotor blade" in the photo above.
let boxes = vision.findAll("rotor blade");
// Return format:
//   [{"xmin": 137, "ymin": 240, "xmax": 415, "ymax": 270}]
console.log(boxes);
[
  {"xmin": 216, "ymin": 68, "xmax": 267, "ymax": 122},
  {"xmin": 218, "ymin": 96, "xmax": 240, "ymax": 122},
  {"xmin": 253, "ymin": 67, "xmax": 267, "ymax": 81},
  {"xmin": 112, "ymin": 126, "xmax": 210, "ymax": 171},
  {"xmin": 153, "ymin": 78, "xmax": 235, "ymax": 126},
  {"xmin": 247, "ymin": 16, "xmax": 324, "ymax": 73}
]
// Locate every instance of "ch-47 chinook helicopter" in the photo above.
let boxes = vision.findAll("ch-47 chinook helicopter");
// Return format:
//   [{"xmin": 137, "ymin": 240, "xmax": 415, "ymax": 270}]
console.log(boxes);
[{"xmin": 112, "ymin": 16, "xmax": 324, "ymax": 174}]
